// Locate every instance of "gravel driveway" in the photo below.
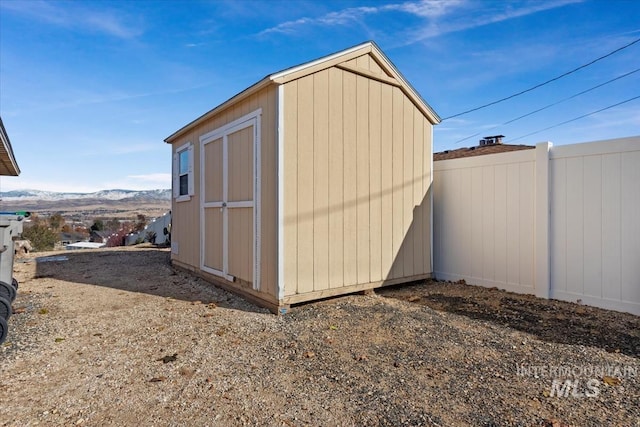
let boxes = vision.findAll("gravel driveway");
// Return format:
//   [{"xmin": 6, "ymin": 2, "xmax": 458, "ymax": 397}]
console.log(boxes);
[{"xmin": 1, "ymin": 246, "xmax": 638, "ymax": 426}]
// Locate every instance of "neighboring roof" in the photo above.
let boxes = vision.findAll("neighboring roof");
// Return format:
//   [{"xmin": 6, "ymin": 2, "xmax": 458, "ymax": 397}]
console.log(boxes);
[
  {"xmin": 165, "ymin": 41, "xmax": 440, "ymax": 143},
  {"xmin": 434, "ymin": 144, "xmax": 534, "ymax": 161},
  {"xmin": 60, "ymin": 232, "xmax": 87, "ymax": 242},
  {"xmin": 0, "ymin": 116, "xmax": 20, "ymax": 176},
  {"xmin": 90, "ymin": 230, "xmax": 110, "ymax": 238}
]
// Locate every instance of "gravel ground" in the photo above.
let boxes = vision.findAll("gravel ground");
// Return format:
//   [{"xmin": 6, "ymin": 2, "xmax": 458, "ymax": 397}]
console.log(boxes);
[{"xmin": 1, "ymin": 246, "xmax": 638, "ymax": 426}]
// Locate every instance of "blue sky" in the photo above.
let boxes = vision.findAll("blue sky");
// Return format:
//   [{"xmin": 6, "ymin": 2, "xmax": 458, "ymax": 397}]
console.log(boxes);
[{"xmin": 0, "ymin": 0, "xmax": 638, "ymax": 193}]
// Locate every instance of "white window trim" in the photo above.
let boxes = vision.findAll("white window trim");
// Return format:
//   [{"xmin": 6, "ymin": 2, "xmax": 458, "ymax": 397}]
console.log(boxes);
[{"xmin": 173, "ymin": 141, "xmax": 194, "ymax": 202}]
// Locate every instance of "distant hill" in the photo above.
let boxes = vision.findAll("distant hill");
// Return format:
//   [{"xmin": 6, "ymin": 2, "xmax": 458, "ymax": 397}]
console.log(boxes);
[
  {"xmin": 0, "ymin": 189, "xmax": 171, "ymax": 202},
  {"xmin": 0, "ymin": 189, "xmax": 171, "ymax": 218}
]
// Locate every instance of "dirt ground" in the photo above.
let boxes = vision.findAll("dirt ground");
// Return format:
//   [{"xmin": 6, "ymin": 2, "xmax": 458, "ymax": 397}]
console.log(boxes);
[{"xmin": 1, "ymin": 246, "xmax": 638, "ymax": 426}]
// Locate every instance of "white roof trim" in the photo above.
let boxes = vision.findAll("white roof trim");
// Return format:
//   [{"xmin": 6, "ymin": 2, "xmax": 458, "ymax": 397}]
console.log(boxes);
[{"xmin": 269, "ymin": 42, "xmax": 373, "ymax": 82}]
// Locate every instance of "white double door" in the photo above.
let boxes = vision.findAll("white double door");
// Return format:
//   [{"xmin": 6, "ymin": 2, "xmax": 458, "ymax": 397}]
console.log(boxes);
[{"xmin": 200, "ymin": 110, "xmax": 261, "ymax": 289}]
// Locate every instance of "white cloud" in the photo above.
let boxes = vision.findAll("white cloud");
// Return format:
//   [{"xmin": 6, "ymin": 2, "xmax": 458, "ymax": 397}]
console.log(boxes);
[
  {"xmin": 0, "ymin": 0, "xmax": 143, "ymax": 39},
  {"xmin": 102, "ymin": 174, "xmax": 171, "ymax": 191},
  {"xmin": 128, "ymin": 173, "xmax": 172, "ymax": 183},
  {"xmin": 0, "ymin": 177, "xmax": 103, "ymax": 193},
  {"xmin": 258, "ymin": 0, "xmax": 582, "ymax": 45},
  {"xmin": 259, "ymin": 4, "xmax": 396, "ymax": 35},
  {"xmin": 260, "ymin": 17, "xmax": 316, "ymax": 35},
  {"xmin": 384, "ymin": 0, "xmax": 465, "ymax": 18},
  {"xmin": 406, "ymin": 0, "xmax": 583, "ymax": 43},
  {"xmin": 0, "ymin": 173, "xmax": 171, "ymax": 193},
  {"xmin": 6, "ymin": 83, "xmax": 215, "ymax": 117},
  {"xmin": 575, "ymin": 104, "xmax": 640, "ymax": 130},
  {"xmin": 257, "ymin": 0, "xmax": 465, "ymax": 36},
  {"xmin": 109, "ymin": 143, "xmax": 163, "ymax": 155}
]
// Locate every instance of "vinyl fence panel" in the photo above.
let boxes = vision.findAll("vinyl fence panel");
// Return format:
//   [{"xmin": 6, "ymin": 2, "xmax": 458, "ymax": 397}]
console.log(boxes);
[{"xmin": 434, "ymin": 136, "xmax": 640, "ymax": 315}]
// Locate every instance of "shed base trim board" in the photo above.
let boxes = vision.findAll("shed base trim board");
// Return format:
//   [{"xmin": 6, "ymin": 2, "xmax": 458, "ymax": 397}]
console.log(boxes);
[
  {"xmin": 281, "ymin": 273, "xmax": 433, "ymax": 305},
  {"xmin": 172, "ymin": 260, "xmax": 281, "ymax": 314},
  {"xmin": 551, "ymin": 291, "xmax": 640, "ymax": 317},
  {"xmin": 434, "ymin": 272, "xmax": 535, "ymax": 295}
]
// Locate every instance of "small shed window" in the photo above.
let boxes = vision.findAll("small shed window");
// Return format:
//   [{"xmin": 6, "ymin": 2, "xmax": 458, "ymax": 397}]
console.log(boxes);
[
  {"xmin": 178, "ymin": 150, "xmax": 189, "ymax": 195},
  {"xmin": 173, "ymin": 142, "xmax": 194, "ymax": 201}
]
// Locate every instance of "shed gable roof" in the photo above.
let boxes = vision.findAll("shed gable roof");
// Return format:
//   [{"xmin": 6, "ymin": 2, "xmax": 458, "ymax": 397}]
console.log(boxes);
[{"xmin": 165, "ymin": 41, "xmax": 440, "ymax": 143}]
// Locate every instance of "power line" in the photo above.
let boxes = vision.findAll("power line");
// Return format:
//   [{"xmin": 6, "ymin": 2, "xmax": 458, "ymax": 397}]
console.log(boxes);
[
  {"xmin": 453, "ymin": 68, "xmax": 640, "ymax": 144},
  {"xmin": 509, "ymin": 95, "xmax": 640, "ymax": 142},
  {"xmin": 442, "ymin": 37, "xmax": 640, "ymax": 121}
]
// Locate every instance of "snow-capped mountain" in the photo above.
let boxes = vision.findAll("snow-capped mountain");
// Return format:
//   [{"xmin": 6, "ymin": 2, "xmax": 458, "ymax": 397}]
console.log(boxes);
[{"xmin": 0, "ymin": 189, "xmax": 171, "ymax": 202}]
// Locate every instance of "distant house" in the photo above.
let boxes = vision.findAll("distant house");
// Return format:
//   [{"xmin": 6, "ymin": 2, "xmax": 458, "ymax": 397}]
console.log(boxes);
[
  {"xmin": 59, "ymin": 232, "xmax": 87, "ymax": 246},
  {"xmin": 434, "ymin": 136, "xmax": 534, "ymax": 161},
  {"xmin": 89, "ymin": 230, "xmax": 109, "ymax": 243}
]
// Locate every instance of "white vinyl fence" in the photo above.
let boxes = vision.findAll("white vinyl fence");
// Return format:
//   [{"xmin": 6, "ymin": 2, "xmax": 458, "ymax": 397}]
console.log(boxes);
[{"xmin": 433, "ymin": 136, "xmax": 640, "ymax": 315}]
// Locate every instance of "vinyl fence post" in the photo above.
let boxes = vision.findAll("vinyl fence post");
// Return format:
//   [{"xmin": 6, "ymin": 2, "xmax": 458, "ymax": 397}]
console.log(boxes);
[{"xmin": 535, "ymin": 142, "xmax": 552, "ymax": 299}]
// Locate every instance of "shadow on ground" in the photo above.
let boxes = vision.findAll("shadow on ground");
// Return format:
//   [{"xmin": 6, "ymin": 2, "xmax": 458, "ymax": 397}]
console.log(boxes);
[
  {"xmin": 24, "ymin": 247, "xmax": 264, "ymax": 314},
  {"xmin": 379, "ymin": 280, "xmax": 640, "ymax": 358}
]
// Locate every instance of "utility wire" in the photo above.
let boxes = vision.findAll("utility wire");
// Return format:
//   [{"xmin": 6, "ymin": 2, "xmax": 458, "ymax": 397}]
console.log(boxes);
[
  {"xmin": 509, "ymin": 95, "xmax": 640, "ymax": 142},
  {"xmin": 454, "ymin": 68, "xmax": 640, "ymax": 144},
  {"xmin": 442, "ymin": 37, "xmax": 640, "ymax": 120}
]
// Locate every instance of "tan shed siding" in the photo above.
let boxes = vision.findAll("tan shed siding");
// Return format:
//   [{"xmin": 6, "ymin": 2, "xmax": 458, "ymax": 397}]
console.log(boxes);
[
  {"xmin": 313, "ymin": 70, "xmax": 330, "ymax": 291},
  {"xmin": 380, "ymin": 83, "xmax": 394, "ymax": 278},
  {"xmin": 424, "ymin": 122, "xmax": 433, "ymax": 272},
  {"xmin": 356, "ymin": 72, "xmax": 370, "ymax": 285},
  {"xmin": 355, "ymin": 55, "xmax": 368, "ymax": 69},
  {"xmin": 204, "ymin": 209, "xmax": 223, "ymax": 270},
  {"xmin": 327, "ymin": 68, "xmax": 344, "ymax": 289},
  {"xmin": 228, "ymin": 126, "xmax": 254, "ymax": 201},
  {"xmin": 413, "ymin": 107, "xmax": 425, "ymax": 274},
  {"xmin": 368, "ymin": 56, "xmax": 387, "ymax": 76},
  {"xmin": 225, "ymin": 125, "xmax": 255, "ymax": 284},
  {"xmin": 346, "ymin": 53, "xmax": 388, "ymax": 77},
  {"xmin": 260, "ymin": 85, "xmax": 278, "ymax": 300},
  {"xmin": 228, "ymin": 207, "xmax": 254, "ymax": 282},
  {"xmin": 171, "ymin": 128, "xmax": 203, "ymax": 269},
  {"xmin": 391, "ymin": 88, "xmax": 404, "ymax": 279},
  {"xmin": 170, "ymin": 85, "xmax": 278, "ymax": 300},
  {"xmin": 282, "ymin": 67, "xmax": 433, "ymax": 297},
  {"xmin": 401, "ymin": 95, "xmax": 414, "ymax": 278},
  {"xmin": 369, "ymin": 79, "xmax": 382, "ymax": 283},
  {"xmin": 283, "ymin": 80, "xmax": 298, "ymax": 297},
  {"xmin": 172, "ymin": 199, "xmax": 200, "ymax": 266},
  {"xmin": 342, "ymin": 71, "xmax": 358, "ymax": 287},
  {"xmin": 296, "ymin": 75, "xmax": 315, "ymax": 295},
  {"xmin": 204, "ymin": 138, "xmax": 223, "ymax": 202}
]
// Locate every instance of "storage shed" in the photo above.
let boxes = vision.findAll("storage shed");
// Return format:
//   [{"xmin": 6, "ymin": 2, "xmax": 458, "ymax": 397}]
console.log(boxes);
[{"xmin": 165, "ymin": 41, "xmax": 440, "ymax": 312}]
